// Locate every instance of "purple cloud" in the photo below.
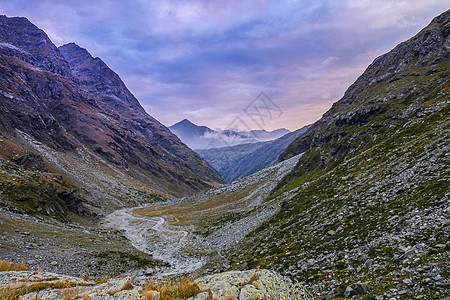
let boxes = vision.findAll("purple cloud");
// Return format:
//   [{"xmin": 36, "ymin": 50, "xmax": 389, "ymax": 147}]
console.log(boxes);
[{"xmin": 0, "ymin": 0, "xmax": 448, "ymax": 130}]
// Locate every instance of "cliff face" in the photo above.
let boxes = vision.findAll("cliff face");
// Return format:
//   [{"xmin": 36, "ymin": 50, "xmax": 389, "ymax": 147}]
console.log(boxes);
[
  {"xmin": 0, "ymin": 15, "xmax": 222, "ymax": 212},
  {"xmin": 217, "ymin": 9, "xmax": 449, "ymax": 298},
  {"xmin": 57, "ymin": 42, "xmax": 224, "ymax": 194}
]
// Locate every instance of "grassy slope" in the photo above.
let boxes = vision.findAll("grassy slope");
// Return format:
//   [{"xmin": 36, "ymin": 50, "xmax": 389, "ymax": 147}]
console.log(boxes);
[{"xmin": 209, "ymin": 12, "xmax": 450, "ymax": 299}]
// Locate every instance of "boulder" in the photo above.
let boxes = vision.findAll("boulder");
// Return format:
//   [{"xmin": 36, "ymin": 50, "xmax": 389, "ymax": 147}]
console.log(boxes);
[
  {"xmin": 344, "ymin": 283, "xmax": 369, "ymax": 297},
  {"xmin": 195, "ymin": 269, "xmax": 312, "ymax": 300}
]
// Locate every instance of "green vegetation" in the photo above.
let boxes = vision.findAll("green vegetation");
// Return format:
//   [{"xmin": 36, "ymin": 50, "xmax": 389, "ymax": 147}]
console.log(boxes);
[
  {"xmin": 0, "ymin": 157, "xmax": 87, "ymax": 221},
  {"xmin": 92, "ymin": 250, "xmax": 164, "ymax": 269}
]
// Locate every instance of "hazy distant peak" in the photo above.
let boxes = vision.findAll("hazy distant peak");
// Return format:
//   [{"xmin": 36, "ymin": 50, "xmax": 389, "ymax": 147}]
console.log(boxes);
[{"xmin": 169, "ymin": 119, "xmax": 293, "ymax": 150}]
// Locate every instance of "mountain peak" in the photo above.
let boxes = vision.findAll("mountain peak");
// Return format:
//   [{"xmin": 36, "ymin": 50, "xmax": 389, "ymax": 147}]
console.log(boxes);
[
  {"xmin": 0, "ymin": 15, "xmax": 37, "ymax": 29},
  {"xmin": 172, "ymin": 119, "xmax": 198, "ymax": 127},
  {"xmin": 170, "ymin": 119, "xmax": 211, "ymax": 133},
  {"xmin": 59, "ymin": 43, "xmax": 92, "ymax": 59},
  {"xmin": 180, "ymin": 118, "xmax": 194, "ymax": 124},
  {"xmin": 0, "ymin": 15, "xmax": 73, "ymax": 78},
  {"xmin": 59, "ymin": 42, "xmax": 145, "ymax": 113}
]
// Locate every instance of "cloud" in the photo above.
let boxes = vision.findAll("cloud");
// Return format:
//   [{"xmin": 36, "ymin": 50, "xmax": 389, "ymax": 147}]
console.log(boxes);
[{"xmin": 0, "ymin": 0, "xmax": 448, "ymax": 130}]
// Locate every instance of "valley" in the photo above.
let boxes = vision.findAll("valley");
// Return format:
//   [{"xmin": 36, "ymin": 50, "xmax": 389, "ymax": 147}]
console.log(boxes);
[
  {"xmin": 102, "ymin": 153, "xmax": 303, "ymax": 277},
  {"xmin": 0, "ymin": 7, "xmax": 449, "ymax": 300}
]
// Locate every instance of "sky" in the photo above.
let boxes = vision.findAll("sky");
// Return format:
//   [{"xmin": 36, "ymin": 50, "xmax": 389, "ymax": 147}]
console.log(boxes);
[{"xmin": 0, "ymin": 1, "xmax": 448, "ymax": 131}]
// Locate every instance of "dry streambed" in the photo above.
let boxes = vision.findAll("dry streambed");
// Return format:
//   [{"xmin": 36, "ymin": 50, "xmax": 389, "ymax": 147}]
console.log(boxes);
[{"xmin": 102, "ymin": 154, "xmax": 303, "ymax": 276}]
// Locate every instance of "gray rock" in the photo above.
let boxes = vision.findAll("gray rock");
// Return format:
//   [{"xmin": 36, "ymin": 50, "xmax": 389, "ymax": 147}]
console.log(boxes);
[
  {"xmin": 344, "ymin": 283, "xmax": 369, "ymax": 297},
  {"xmin": 195, "ymin": 269, "xmax": 312, "ymax": 300},
  {"xmin": 403, "ymin": 246, "xmax": 416, "ymax": 257},
  {"xmin": 188, "ymin": 292, "xmax": 209, "ymax": 300}
]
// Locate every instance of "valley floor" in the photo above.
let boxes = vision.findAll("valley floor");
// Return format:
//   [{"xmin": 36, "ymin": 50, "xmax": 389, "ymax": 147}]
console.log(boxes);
[
  {"xmin": 0, "ymin": 154, "xmax": 302, "ymax": 279},
  {"xmin": 102, "ymin": 154, "xmax": 303, "ymax": 277}
]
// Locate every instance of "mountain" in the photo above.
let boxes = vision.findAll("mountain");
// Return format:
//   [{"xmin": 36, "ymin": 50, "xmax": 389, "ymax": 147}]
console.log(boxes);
[
  {"xmin": 250, "ymin": 128, "xmax": 290, "ymax": 141},
  {"xmin": 58, "ymin": 43, "xmax": 144, "ymax": 112},
  {"xmin": 0, "ymin": 16, "xmax": 73, "ymax": 79},
  {"xmin": 204, "ymin": 9, "xmax": 450, "ymax": 298},
  {"xmin": 197, "ymin": 125, "xmax": 310, "ymax": 181},
  {"xmin": 168, "ymin": 119, "xmax": 215, "ymax": 149},
  {"xmin": 169, "ymin": 119, "xmax": 290, "ymax": 150},
  {"xmin": 0, "ymin": 15, "xmax": 223, "ymax": 220}
]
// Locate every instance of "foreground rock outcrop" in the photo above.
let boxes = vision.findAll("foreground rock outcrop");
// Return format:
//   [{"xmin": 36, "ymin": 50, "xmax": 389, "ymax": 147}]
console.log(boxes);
[
  {"xmin": 193, "ymin": 269, "xmax": 311, "ymax": 300},
  {"xmin": 0, "ymin": 269, "xmax": 312, "ymax": 300}
]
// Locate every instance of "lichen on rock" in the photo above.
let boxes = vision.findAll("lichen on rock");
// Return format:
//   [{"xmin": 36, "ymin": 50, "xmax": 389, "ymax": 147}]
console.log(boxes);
[{"xmin": 195, "ymin": 269, "xmax": 312, "ymax": 300}]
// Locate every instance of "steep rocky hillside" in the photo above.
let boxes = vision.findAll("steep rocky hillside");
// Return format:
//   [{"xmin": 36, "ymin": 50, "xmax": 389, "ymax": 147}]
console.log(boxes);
[
  {"xmin": 198, "ymin": 125, "xmax": 310, "ymax": 181},
  {"xmin": 0, "ymin": 15, "xmax": 222, "ymax": 209},
  {"xmin": 208, "ymin": 10, "xmax": 450, "ymax": 299},
  {"xmin": 0, "ymin": 16, "xmax": 72, "ymax": 79}
]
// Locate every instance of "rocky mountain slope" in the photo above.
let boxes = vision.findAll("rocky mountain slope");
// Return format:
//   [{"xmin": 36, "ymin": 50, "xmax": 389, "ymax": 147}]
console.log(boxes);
[
  {"xmin": 197, "ymin": 125, "xmax": 310, "ymax": 181},
  {"xmin": 0, "ymin": 15, "xmax": 222, "ymax": 216},
  {"xmin": 0, "ymin": 150, "xmax": 310, "ymax": 297},
  {"xmin": 169, "ymin": 119, "xmax": 290, "ymax": 150},
  {"xmin": 0, "ymin": 16, "xmax": 72, "ymax": 79},
  {"xmin": 205, "ymin": 9, "xmax": 450, "ymax": 299}
]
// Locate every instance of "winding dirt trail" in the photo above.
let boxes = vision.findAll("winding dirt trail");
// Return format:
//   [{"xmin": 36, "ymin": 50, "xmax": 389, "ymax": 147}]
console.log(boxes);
[
  {"xmin": 103, "ymin": 207, "xmax": 206, "ymax": 275},
  {"xmin": 102, "ymin": 154, "xmax": 303, "ymax": 275}
]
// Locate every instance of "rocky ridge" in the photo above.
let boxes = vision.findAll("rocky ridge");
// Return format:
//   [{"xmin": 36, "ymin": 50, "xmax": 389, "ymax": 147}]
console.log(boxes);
[{"xmin": 0, "ymin": 15, "xmax": 73, "ymax": 79}]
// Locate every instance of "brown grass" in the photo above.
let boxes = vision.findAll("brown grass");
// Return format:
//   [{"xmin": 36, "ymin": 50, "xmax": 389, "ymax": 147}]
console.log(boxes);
[
  {"xmin": 134, "ymin": 182, "xmax": 261, "ymax": 227},
  {"xmin": 19, "ymin": 276, "xmax": 59, "ymax": 282},
  {"xmin": 107, "ymin": 280, "xmax": 133, "ymax": 295},
  {"xmin": 80, "ymin": 274, "xmax": 108, "ymax": 284},
  {"xmin": 61, "ymin": 287, "xmax": 92, "ymax": 300},
  {"xmin": 141, "ymin": 278, "xmax": 202, "ymax": 300},
  {"xmin": 0, "ymin": 280, "xmax": 94, "ymax": 300},
  {"xmin": 0, "ymin": 259, "xmax": 29, "ymax": 272},
  {"xmin": 249, "ymin": 274, "xmax": 260, "ymax": 284}
]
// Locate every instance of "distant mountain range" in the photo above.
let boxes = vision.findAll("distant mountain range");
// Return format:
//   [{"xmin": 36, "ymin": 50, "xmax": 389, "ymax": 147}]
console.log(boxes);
[
  {"xmin": 169, "ymin": 119, "xmax": 290, "ymax": 150},
  {"xmin": 197, "ymin": 125, "xmax": 311, "ymax": 181}
]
